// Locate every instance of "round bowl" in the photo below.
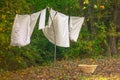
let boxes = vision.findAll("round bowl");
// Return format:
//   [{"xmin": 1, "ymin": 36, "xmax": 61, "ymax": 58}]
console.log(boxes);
[{"xmin": 78, "ymin": 64, "xmax": 98, "ymax": 73}]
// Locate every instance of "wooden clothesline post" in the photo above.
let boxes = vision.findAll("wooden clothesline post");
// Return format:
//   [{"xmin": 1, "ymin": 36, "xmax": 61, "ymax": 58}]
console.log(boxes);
[
  {"xmin": 48, "ymin": 7, "xmax": 58, "ymax": 79},
  {"xmin": 48, "ymin": 7, "xmax": 57, "ymax": 68}
]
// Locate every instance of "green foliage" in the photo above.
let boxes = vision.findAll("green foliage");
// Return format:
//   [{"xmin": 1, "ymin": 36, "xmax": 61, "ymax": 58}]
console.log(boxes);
[
  {"xmin": 0, "ymin": 0, "xmax": 120, "ymax": 71},
  {"xmin": 0, "ymin": 0, "xmax": 44, "ymax": 71}
]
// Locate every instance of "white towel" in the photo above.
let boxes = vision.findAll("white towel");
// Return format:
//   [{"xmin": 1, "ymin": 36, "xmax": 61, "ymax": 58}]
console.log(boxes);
[
  {"xmin": 10, "ymin": 14, "xmax": 30, "ymax": 46},
  {"xmin": 30, "ymin": 11, "xmax": 40, "ymax": 36},
  {"xmin": 11, "ymin": 11, "xmax": 40, "ymax": 47},
  {"xmin": 39, "ymin": 8, "xmax": 46, "ymax": 29},
  {"xmin": 43, "ymin": 9, "xmax": 70, "ymax": 47},
  {"xmin": 69, "ymin": 17, "xmax": 84, "ymax": 42}
]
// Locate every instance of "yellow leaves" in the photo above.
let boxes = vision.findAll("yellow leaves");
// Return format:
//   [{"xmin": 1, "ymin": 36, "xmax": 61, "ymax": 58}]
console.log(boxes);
[
  {"xmin": 100, "ymin": 5, "xmax": 105, "ymax": 10},
  {"xmin": 10, "ymin": 22, "xmax": 13, "ymax": 25},
  {"xmin": 118, "ymin": 46, "xmax": 120, "ymax": 50},
  {"xmin": 0, "ymin": 26, "xmax": 6, "ymax": 32},
  {"xmin": 94, "ymin": 4, "xmax": 98, "ymax": 9},
  {"xmin": 6, "ymin": 11, "xmax": 11, "ymax": 14},
  {"xmin": 84, "ymin": 0, "xmax": 89, "ymax": 4},
  {"xmin": 16, "ymin": 10, "xmax": 18, "ymax": 13},
  {"xmin": 82, "ymin": 7, "xmax": 87, "ymax": 10},
  {"xmin": 1, "ymin": 14, "xmax": 6, "ymax": 20},
  {"xmin": 16, "ymin": 10, "xmax": 20, "ymax": 14},
  {"xmin": 0, "ymin": 27, "xmax": 3, "ymax": 31}
]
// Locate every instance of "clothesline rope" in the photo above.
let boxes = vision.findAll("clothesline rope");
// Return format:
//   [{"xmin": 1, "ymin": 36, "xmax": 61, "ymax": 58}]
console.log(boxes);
[{"xmin": 10, "ymin": 9, "xmax": 84, "ymax": 77}]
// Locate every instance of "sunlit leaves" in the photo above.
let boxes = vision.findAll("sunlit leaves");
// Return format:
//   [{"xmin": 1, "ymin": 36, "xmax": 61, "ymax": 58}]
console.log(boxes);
[
  {"xmin": 100, "ymin": 5, "xmax": 105, "ymax": 10},
  {"xmin": 1, "ymin": 14, "xmax": 6, "ymax": 20},
  {"xmin": 94, "ymin": 4, "xmax": 98, "ymax": 9},
  {"xmin": 84, "ymin": 0, "xmax": 89, "ymax": 4}
]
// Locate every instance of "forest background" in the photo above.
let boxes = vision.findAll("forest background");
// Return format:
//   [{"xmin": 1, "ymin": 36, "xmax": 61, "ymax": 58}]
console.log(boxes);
[{"xmin": 0, "ymin": 0, "xmax": 120, "ymax": 71}]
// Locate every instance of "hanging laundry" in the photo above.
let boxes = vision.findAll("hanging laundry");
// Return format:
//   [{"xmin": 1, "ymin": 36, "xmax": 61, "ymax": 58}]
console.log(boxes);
[
  {"xmin": 48, "ymin": 8, "xmax": 57, "ymax": 28},
  {"xmin": 42, "ymin": 9, "xmax": 70, "ymax": 47},
  {"xmin": 30, "ymin": 11, "xmax": 41, "ymax": 36},
  {"xmin": 10, "ymin": 14, "xmax": 31, "ymax": 46},
  {"xmin": 39, "ymin": 8, "xmax": 46, "ymax": 29},
  {"xmin": 10, "ymin": 8, "xmax": 84, "ymax": 47},
  {"xmin": 10, "ymin": 11, "xmax": 40, "ymax": 47},
  {"xmin": 69, "ymin": 16, "xmax": 84, "ymax": 42}
]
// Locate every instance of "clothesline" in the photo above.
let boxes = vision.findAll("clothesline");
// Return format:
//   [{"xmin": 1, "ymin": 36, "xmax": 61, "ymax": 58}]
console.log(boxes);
[
  {"xmin": 10, "ymin": 7, "xmax": 85, "ymax": 70},
  {"xmin": 10, "ymin": 7, "xmax": 84, "ymax": 47}
]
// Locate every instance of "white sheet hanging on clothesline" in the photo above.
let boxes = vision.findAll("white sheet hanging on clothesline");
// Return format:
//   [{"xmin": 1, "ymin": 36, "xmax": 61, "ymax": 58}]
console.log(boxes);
[
  {"xmin": 42, "ymin": 9, "xmax": 70, "ymax": 47},
  {"xmin": 10, "ymin": 8, "xmax": 84, "ymax": 47},
  {"xmin": 10, "ymin": 11, "xmax": 41, "ymax": 47},
  {"xmin": 10, "ymin": 14, "xmax": 31, "ymax": 46},
  {"xmin": 39, "ymin": 8, "xmax": 46, "ymax": 29},
  {"xmin": 42, "ymin": 8, "xmax": 85, "ymax": 47},
  {"xmin": 69, "ymin": 16, "xmax": 84, "ymax": 42},
  {"xmin": 30, "ymin": 11, "xmax": 41, "ymax": 36}
]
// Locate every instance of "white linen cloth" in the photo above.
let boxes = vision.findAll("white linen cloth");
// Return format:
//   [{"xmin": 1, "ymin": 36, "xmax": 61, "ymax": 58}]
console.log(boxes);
[
  {"xmin": 39, "ymin": 8, "xmax": 46, "ymax": 29},
  {"xmin": 30, "ymin": 11, "xmax": 41, "ymax": 36},
  {"xmin": 10, "ymin": 8, "xmax": 84, "ymax": 47},
  {"xmin": 10, "ymin": 11, "xmax": 40, "ymax": 47},
  {"xmin": 10, "ymin": 14, "xmax": 31, "ymax": 46},
  {"xmin": 42, "ymin": 9, "xmax": 70, "ymax": 47},
  {"xmin": 48, "ymin": 8, "xmax": 57, "ymax": 28},
  {"xmin": 69, "ymin": 16, "xmax": 84, "ymax": 42}
]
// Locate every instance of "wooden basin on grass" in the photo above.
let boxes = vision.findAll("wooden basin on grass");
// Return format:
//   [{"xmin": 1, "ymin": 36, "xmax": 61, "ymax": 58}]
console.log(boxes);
[{"xmin": 78, "ymin": 64, "xmax": 98, "ymax": 73}]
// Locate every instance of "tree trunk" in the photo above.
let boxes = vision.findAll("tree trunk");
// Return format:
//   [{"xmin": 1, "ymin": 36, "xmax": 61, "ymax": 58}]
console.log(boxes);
[
  {"xmin": 78, "ymin": 0, "xmax": 96, "ymax": 34},
  {"xmin": 88, "ymin": 0, "xmax": 96, "ymax": 34},
  {"xmin": 108, "ymin": 0, "xmax": 118, "ymax": 56},
  {"xmin": 78, "ymin": 0, "xmax": 84, "ymax": 16},
  {"xmin": 78, "ymin": 0, "xmax": 89, "ymax": 32},
  {"xmin": 115, "ymin": 4, "xmax": 120, "ymax": 53},
  {"xmin": 109, "ymin": 36, "xmax": 117, "ymax": 55}
]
